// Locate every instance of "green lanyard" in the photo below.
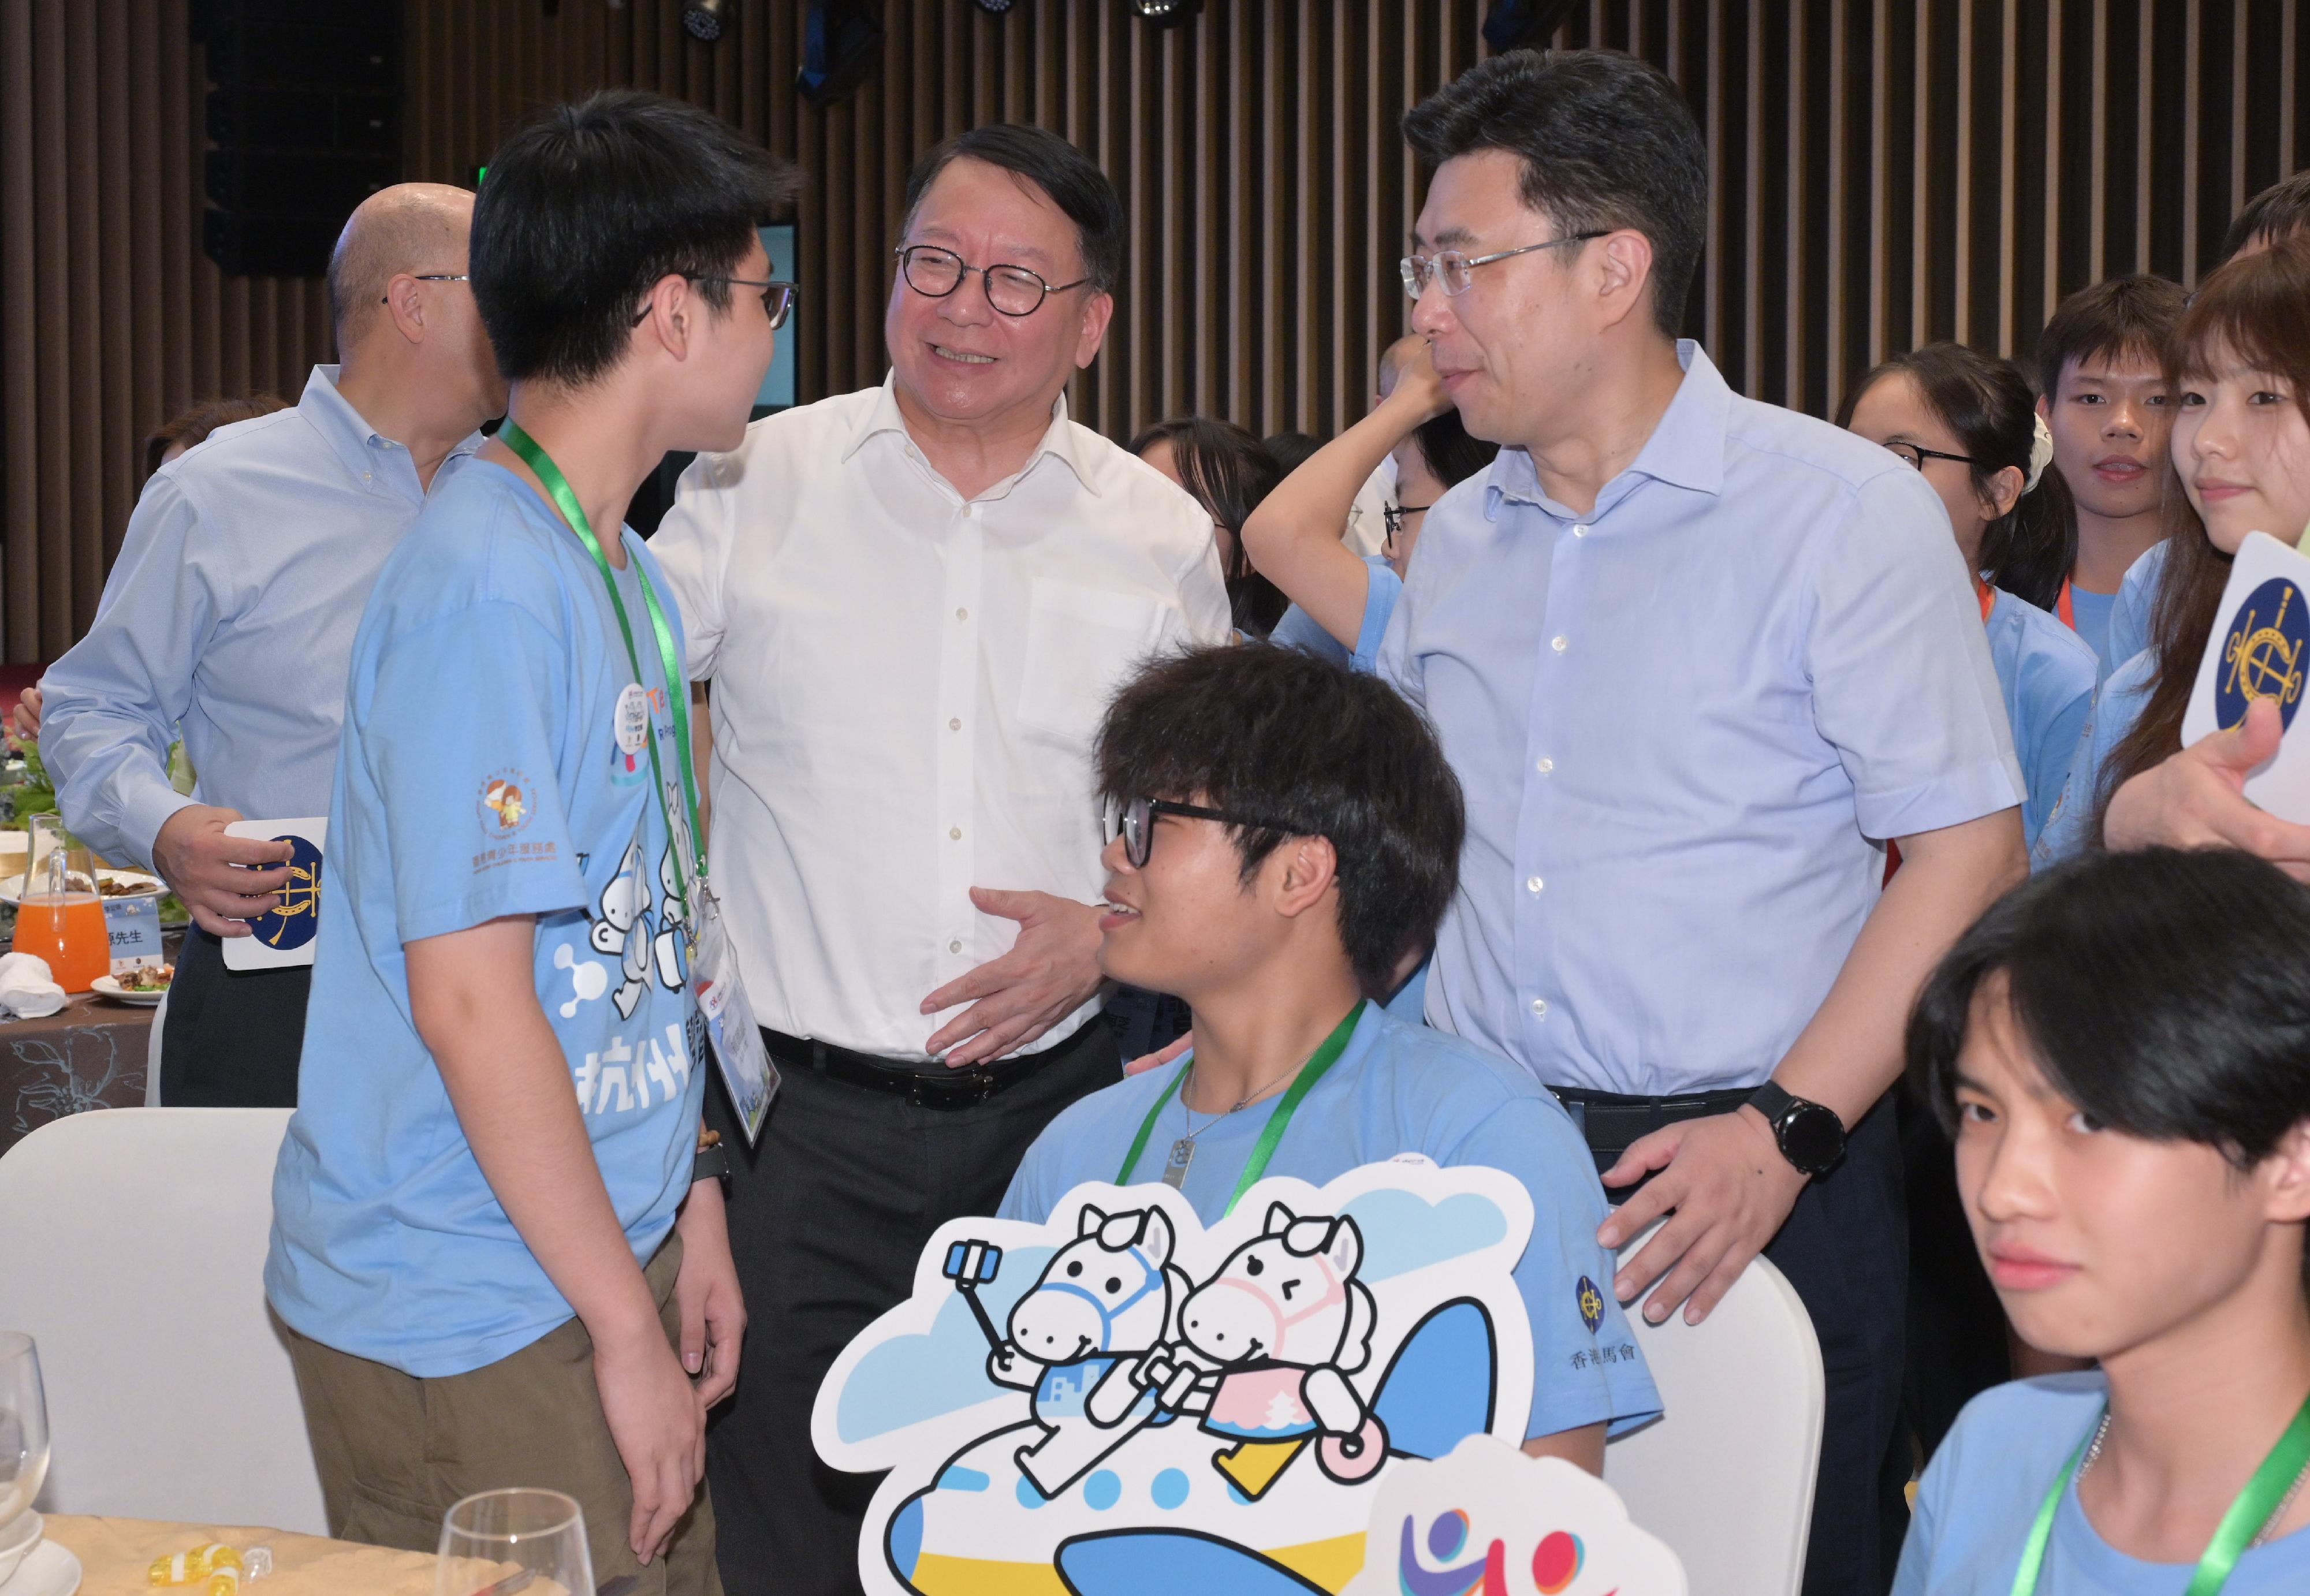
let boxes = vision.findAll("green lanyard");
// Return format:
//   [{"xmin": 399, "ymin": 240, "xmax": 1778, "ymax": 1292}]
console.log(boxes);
[
  {"xmin": 1115, "ymin": 1002, "xmax": 1364, "ymax": 1218},
  {"xmin": 2011, "ymin": 1392, "xmax": 2310, "ymax": 1596},
  {"xmin": 495, "ymin": 420, "xmax": 705, "ymax": 913}
]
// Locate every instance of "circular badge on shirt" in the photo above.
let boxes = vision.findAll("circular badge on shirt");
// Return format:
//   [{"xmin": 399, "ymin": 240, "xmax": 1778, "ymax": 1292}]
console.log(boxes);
[
  {"xmin": 2214, "ymin": 577, "xmax": 2310, "ymax": 732},
  {"xmin": 248, "ymin": 834, "xmax": 324, "ymax": 950},
  {"xmin": 615, "ymin": 682, "xmax": 652, "ymax": 755}
]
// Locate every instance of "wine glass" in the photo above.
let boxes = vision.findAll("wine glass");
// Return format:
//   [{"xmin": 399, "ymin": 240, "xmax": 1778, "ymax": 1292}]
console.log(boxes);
[
  {"xmin": 434, "ymin": 1488, "xmax": 593, "ymax": 1596},
  {"xmin": 0, "ymin": 1333, "xmax": 51, "ymax": 1526}
]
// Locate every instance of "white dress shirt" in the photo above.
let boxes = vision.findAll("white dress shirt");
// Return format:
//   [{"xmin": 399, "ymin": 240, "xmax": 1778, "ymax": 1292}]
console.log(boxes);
[
  {"xmin": 650, "ymin": 375, "xmax": 1232, "ymax": 1061},
  {"xmin": 1343, "ymin": 457, "xmax": 1397, "ymax": 558}
]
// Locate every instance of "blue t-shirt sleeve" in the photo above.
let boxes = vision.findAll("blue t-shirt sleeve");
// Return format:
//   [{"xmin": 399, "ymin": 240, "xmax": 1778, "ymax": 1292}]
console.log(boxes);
[
  {"xmin": 1269, "ymin": 603, "xmax": 1352, "ymax": 667},
  {"xmin": 362, "ymin": 599, "xmax": 591, "ymax": 943},
  {"xmin": 1351, "ymin": 558, "xmax": 1402, "ymax": 675},
  {"xmin": 1443, "ymin": 1095, "xmax": 1663, "ymax": 1440}
]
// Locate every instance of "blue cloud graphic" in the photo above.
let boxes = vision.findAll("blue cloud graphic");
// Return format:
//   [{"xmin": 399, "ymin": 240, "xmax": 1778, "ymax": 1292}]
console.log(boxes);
[
  {"xmin": 837, "ymin": 1244, "xmax": 1053, "ymax": 1442},
  {"xmin": 1340, "ymin": 1189, "xmax": 1507, "ymax": 1281}
]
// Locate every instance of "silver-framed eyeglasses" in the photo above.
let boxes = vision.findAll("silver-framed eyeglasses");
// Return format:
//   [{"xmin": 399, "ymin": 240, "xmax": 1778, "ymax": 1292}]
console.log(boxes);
[
  {"xmin": 896, "ymin": 244, "xmax": 1089, "ymax": 317},
  {"xmin": 382, "ymin": 273, "xmax": 467, "ymax": 304},
  {"xmin": 627, "ymin": 276, "xmax": 799, "ymax": 330},
  {"xmin": 1400, "ymin": 232, "xmax": 1608, "ymax": 298}
]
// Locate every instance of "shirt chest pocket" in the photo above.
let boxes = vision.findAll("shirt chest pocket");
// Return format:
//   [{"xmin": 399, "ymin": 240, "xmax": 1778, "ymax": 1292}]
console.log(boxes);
[{"xmin": 1016, "ymin": 578, "xmax": 1169, "ymax": 743}]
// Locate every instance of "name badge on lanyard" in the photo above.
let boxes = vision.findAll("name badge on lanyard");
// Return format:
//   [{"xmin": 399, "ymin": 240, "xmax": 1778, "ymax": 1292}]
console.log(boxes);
[{"xmin": 221, "ymin": 816, "xmax": 327, "ymax": 971}]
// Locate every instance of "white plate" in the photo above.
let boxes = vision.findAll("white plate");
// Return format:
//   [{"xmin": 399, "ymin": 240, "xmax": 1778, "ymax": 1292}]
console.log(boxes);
[
  {"xmin": 0, "ymin": 870, "xmax": 163, "ymax": 907},
  {"xmin": 90, "ymin": 975, "xmax": 167, "ymax": 1006},
  {"xmin": 0, "ymin": 1540, "xmax": 80, "ymax": 1596}
]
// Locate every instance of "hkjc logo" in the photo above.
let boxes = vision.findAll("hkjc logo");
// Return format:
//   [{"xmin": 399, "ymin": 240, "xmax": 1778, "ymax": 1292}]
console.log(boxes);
[
  {"xmin": 2217, "ymin": 577, "xmax": 2310, "ymax": 732},
  {"xmin": 247, "ymin": 834, "xmax": 323, "ymax": 950},
  {"xmin": 1396, "ymin": 1507, "xmax": 1588, "ymax": 1595},
  {"xmin": 480, "ymin": 769, "xmax": 534, "ymax": 838},
  {"xmin": 1575, "ymin": 1276, "xmax": 1604, "ymax": 1337}
]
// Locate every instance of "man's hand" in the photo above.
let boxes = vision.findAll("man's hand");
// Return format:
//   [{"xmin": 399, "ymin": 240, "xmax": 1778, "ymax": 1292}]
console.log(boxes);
[
  {"xmin": 1594, "ymin": 1107, "xmax": 1810, "ymax": 1326},
  {"xmin": 592, "ymin": 1321, "xmax": 706, "ymax": 1565},
  {"xmin": 2105, "ymin": 697, "xmax": 2310, "ymax": 879},
  {"xmin": 921, "ymin": 889, "xmax": 1104, "ymax": 1067},
  {"xmin": 1126, "ymin": 1031, "xmax": 1193, "ymax": 1077},
  {"xmin": 10, "ymin": 688, "xmax": 39, "ymax": 748},
  {"xmin": 152, "ymin": 804, "xmax": 293, "ymax": 937},
  {"xmin": 673, "ymin": 1179, "xmax": 745, "ymax": 1408}
]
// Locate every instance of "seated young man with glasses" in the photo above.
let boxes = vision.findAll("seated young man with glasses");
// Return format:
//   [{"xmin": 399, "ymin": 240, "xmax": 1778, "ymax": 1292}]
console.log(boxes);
[{"xmin": 998, "ymin": 643, "xmax": 1660, "ymax": 1472}]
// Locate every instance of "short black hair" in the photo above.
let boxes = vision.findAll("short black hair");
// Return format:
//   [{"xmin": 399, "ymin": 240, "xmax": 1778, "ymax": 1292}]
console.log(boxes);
[
  {"xmin": 1909, "ymin": 848, "xmax": 2310, "ymax": 1171},
  {"xmin": 1410, "ymin": 408, "xmax": 1497, "ymax": 491},
  {"xmin": 1129, "ymin": 417, "xmax": 1287, "ymax": 636},
  {"xmin": 471, "ymin": 90, "xmax": 799, "ymax": 387},
  {"xmin": 2223, "ymin": 169, "xmax": 2310, "ymax": 261},
  {"xmin": 901, "ymin": 124, "xmax": 1126, "ymax": 294},
  {"xmin": 1095, "ymin": 644, "xmax": 1465, "ymax": 993},
  {"xmin": 1264, "ymin": 430, "xmax": 1325, "ymax": 476},
  {"xmin": 2035, "ymin": 274, "xmax": 2187, "ymax": 399},
  {"xmin": 1403, "ymin": 49, "xmax": 1707, "ymax": 341}
]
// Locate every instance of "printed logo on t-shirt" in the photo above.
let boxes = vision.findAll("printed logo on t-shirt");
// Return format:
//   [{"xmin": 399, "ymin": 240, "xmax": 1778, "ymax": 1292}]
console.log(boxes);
[
  {"xmin": 613, "ymin": 683, "xmax": 651, "ymax": 785},
  {"xmin": 479, "ymin": 769, "xmax": 534, "ymax": 837},
  {"xmin": 1575, "ymin": 1274, "xmax": 1604, "ymax": 1336}
]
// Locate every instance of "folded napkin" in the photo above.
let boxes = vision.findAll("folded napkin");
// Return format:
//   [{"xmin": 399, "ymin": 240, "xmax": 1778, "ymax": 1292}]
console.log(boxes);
[{"xmin": 0, "ymin": 951, "xmax": 68, "ymax": 1018}]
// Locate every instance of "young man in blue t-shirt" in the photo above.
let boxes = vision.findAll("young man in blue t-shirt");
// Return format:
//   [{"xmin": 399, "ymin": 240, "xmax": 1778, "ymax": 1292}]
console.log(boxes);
[
  {"xmin": 265, "ymin": 93, "xmax": 796, "ymax": 1591},
  {"xmin": 1000, "ymin": 644, "xmax": 1660, "ymax": 1467}
]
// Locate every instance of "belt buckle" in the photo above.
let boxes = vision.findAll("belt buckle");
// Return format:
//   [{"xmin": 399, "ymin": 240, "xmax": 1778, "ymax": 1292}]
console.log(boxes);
[{"xmin": 908, "ymin": 1066, "xmax": 998, "ymax": 1109}]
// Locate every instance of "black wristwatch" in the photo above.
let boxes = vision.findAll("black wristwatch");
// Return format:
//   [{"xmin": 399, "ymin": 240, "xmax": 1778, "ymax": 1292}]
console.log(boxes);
[
  {"xmin": 1745, "ymin": 1081, "xmax": 1846, "ymax": 1177},
  {"xmin": 693, "ymin": 1131, "xmax": 732, "ymax": 1187}
]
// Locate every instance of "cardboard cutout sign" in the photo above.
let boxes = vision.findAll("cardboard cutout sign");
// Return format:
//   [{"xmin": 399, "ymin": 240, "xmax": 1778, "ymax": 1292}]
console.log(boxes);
[
  {"xmin": 814, "ymin": 1159, "xmax": 1535, "ymax": 1595},
  {"xmin": 1343, "ymin": 1434, "xmax": 1687, "ymax": 1596},
  {"xmin": 2182, "ymin": 530, "xmax": 2310, "ymax": 819}
]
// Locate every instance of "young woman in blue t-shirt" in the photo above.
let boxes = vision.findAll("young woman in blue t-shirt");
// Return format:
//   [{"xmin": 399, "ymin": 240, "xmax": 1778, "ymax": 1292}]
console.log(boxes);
[{"xmin": 1895, "ymin": 847, "xmax": 2310, "ymax": 1594}]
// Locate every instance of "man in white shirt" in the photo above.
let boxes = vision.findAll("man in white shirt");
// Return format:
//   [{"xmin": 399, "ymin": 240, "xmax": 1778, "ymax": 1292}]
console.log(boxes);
[{"xmin": 649, "ymin": 123, "xmax": 1229, "ymax": 1592}]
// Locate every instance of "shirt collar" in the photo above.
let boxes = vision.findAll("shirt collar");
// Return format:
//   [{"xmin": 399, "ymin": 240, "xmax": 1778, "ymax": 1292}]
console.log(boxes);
[
  {"xmin": 297, "ymin": 364, "xmax": 485, "ymax": 498},
  {"xmin": 1485, "ymin": 339, "xmax": 1730, "ymax": 519},
  {"xmin": 842, "ymin": 370, "xmax": 1103, "ymax": 498}
]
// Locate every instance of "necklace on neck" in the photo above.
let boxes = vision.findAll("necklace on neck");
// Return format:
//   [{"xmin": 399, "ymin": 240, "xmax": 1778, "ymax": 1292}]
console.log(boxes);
[
  {"xmin": 2074, "ymin": 1407, "xmax": 2310, "ymax": 1556},
  {"xmin": 1166, "ymin": 1057, "xmax": 1306, "ymax": 1185}
]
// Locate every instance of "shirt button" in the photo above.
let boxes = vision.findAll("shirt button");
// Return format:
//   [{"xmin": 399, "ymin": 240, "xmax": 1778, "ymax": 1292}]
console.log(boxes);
[
  {"xmin": 955, "ymin": 607, "xmax": 969, "ymax": 621},
  {"xmin": 1551, "ymin": 635, "xmax": 1568, "ymax": 653},
  {"xmin": 1530, "ymin": 997, "xmax": 1549, "ymax": 1018},
  {"xmin": 1572, "ymin": 524, "xmax": 1588, "ymax": 538},
  {"xmin": 1536, "ymin": 757, "xmax": 1555, "ymax": 774},
  {"xmin": 948, "ymin": 939, "xmax": 962, "ymax": 954},
  {"xmin": 1526, "ymin": 875, "xmax": 1544, "ymax": 893},
  {"xmin": 949, "ymin": 826, "xmax": 962, "ymax": 840},
  {"xmin": 948, "ymin": 717, "xmax": 962, "ymax": 731}
]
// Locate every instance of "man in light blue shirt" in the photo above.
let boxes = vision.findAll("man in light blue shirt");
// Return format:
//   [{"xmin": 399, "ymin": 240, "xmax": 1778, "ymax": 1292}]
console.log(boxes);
[
  {"xmin": 1388, "ymin": 52, "xmax": 2028, "ymax": 1594},
  {"xmin": 38, "ymin": 182, "xmax": 502, "ymax": 1106}
]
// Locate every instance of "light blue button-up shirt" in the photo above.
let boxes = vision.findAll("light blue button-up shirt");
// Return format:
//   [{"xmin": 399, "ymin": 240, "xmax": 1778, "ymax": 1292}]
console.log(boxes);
[
  {"xmin": 41, "ymin": 366, "xmax": 480, "ymax": 868},
  {"xmin": 1378, "ymin": 344, "xmax": 2024, "ymax": 1097}
]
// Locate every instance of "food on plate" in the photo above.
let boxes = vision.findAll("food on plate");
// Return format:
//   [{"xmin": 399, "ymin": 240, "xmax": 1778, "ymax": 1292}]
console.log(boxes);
[{"xmin": 116, "ymin": 963, "xmax": 173, "ymax": 992}]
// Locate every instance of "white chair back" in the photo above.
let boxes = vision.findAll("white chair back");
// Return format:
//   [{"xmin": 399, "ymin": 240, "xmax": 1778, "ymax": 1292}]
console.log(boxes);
[
  {"xmin": 143, "ymin": 986, "xmax": 168, "ymax": 1105},
  {"xmin": 1603, "ymin": 1222, "xmax": 1824, "ymax": 1596},
  {"xmin": 0, "ymin": 1107, "xmax": 325, "ymax": 1532}
]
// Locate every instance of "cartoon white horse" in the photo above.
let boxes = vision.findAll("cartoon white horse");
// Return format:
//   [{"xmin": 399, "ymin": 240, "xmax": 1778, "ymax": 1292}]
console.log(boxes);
[
  {"xmin": 978, "ymin": 1205, "xmax": 1191, "ymax": 1499},
  {"xmin": 1123, "ymin": 1201, "xmax": 1385, "ymax": 1501}
]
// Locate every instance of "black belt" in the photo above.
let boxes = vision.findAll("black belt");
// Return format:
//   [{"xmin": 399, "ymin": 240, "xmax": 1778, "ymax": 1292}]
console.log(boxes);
[
  {"xmin": 762, "ymin": 1026, "xmax": 1054, "ymax": 1110},
  {"xmin": 1549, "ymin": 1084, "xmax": 1756, "ymax": 1182}
]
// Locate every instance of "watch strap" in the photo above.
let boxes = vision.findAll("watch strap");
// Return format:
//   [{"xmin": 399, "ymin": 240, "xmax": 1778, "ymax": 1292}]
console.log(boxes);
[{"xmin": 1746, "ymin": 1080, "xmax": 1799, "ymax": 1125}]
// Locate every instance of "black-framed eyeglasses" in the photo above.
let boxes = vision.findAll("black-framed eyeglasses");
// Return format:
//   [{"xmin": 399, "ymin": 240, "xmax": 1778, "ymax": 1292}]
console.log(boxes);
[
  {"xmin": 1382, "ymin": 502, "xmax": 1432, "ymax": 553},
  {"xmin": 629, "ymin": 277, "xmax": 799, "ymax": 330},
  {"xmin": 1105, "ymin": 796, "xmax": 1295, "ymax": 868},
  {"xmin": 1400, "ymin": 232, "xmax": 1607, "ymax": 299},
  {"xmin": 896, "ymin": 244, "xmax": 1089, "ymax": 317},
  {"xmin": 381, "ymin": 273, "xmax": 467, "ymax": 304},
  {"xmin": 1885, "ymin": 441, "xmax": 1977, "ymax": 472}
]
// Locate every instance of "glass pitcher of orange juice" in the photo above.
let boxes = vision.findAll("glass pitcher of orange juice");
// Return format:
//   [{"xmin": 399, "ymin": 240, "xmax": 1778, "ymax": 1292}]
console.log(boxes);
[{"xmin": 14, "ymin": 816, "xmax": 109, "ymax": 993}]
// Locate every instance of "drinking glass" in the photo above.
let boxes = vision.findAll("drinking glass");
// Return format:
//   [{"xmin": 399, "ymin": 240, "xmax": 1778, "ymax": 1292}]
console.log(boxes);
[
  {"xmin": 0, "ymin": 1334, "xmax": 50, "ymax": 1527},
  {"xmin": 434, "ymin": 1488, "xmax": 592, "ymax": 1596},
  {"xmin": 13, "ymin": 815, "xmax": 107, "ymax": 992}
]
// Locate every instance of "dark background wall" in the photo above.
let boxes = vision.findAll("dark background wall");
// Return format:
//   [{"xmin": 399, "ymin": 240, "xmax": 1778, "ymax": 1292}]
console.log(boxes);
[{"xmin": 3, "ymin": 0, "xmax": 2307, "ymax": 662}]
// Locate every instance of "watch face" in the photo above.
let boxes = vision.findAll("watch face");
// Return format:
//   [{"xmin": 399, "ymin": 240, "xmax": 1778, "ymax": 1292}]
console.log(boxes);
[{"xmin": 1782, "ymin": 1103, "xmax": 1846, "ymax": 1173}]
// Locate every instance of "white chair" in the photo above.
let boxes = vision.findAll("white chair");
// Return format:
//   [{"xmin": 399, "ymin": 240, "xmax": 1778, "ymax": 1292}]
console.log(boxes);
[
  {"xmin": 1603, "ymin": 1223, "xmax": 1824, "ymax": 1596},
  {"xmin": 0, "ymin": 1107, "xmax": 326, "ymax": 1533},
  {"xmin": 142, "ymin": 986, "xmax": 167, "ymax": 1105}
]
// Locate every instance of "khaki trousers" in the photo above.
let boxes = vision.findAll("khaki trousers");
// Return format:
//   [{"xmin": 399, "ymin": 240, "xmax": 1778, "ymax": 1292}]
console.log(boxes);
[{"xmin": 277, "ymin": 1235, "xmax": 722, "ymax": 1596}]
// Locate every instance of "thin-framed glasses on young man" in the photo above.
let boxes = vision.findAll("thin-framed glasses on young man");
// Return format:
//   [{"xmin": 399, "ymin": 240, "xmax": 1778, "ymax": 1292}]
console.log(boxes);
[
  {"xmin": 629, "ymin": 278, "xmax": 799, "ymax": 329},
  {"xmin": 1399, "ymin": 232, "xmax": 1608, "ymax": 299},
  {"xmin": 895, "ymin": 244, "xmax": 1089, "ymax": 317},
  {"xmin": 1884, "ymin": 441, "xmax": 1977, "ymax": 471},
  {"xmin": 1382, "ymin": 502, "xmax": 1432, "ymax": 556},
  {"xmin": 1105, "ymin": 796, "xmax": 1295, "ymax": 869},
  {"xmin": 381, "ymin": 273, "xmax": 468, "ymax": 304}
]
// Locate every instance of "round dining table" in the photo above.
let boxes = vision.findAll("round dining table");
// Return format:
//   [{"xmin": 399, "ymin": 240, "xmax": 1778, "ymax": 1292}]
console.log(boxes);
[{"xmin": 40, "ymin": 1515, "xmax": 438, "ymax": 1595}]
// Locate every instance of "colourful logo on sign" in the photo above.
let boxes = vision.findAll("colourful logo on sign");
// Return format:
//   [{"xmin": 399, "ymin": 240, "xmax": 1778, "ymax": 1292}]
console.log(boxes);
[
  {"xmin": 480, "ymin": 769, "xmax": 533, "ymax": 838},
  {"xmin": 2216, "ymin": 577, "xmax": 2310, "ymax": 731},
  {"xmin": 248, "ymin": 834, "xmax": 323, "ymax": 950},
  {"xmin": 1395, "ymin": 1511, "xmax": 1586, "ymax": 1594},
  {"xmin": 1575, "ymin": 1276, "xmax": 1604, "ymax": 1336}
]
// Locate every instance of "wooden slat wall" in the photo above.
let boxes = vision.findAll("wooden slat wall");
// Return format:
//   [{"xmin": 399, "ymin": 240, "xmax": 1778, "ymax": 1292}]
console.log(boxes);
[{"xmin": 6, "ymin": 0, "xmax": 2309, "ymax": 663}]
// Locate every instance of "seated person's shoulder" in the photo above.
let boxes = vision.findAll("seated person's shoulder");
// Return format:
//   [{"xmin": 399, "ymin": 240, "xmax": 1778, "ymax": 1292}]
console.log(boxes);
[
  {"xmin": 1359, "ymin": 1010, "xmax": 1586, "ymax": 1158},
  {"xmin": 1931, "ymin": 1373, "xmax": 2108, "ymax": 1494}
]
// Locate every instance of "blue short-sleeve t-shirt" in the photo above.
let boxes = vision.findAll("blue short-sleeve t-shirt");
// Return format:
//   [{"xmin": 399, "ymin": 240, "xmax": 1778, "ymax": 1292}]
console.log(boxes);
[
  {"xmin": 998, "ymin": 1003, "xmax": 1661, "ymax": 1442},
  {"xmin": 1269, "ymin": 556, "xmax": 1402, "ymax": 675},
  {"xmin": 1896, "ymin": 1374, "xmax": 2310, "ymax": 1594},
  {"xmin": 1983, "ymin": 588, "xmax": 2098, "ymax": 851},
  {"xmin": 266, "ymin": 460, "xmax": 705, "ymax": 1379}
]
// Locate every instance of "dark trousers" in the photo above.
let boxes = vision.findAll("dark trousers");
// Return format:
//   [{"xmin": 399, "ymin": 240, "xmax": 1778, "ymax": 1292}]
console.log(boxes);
[
  {"xmin": 159, "ymin": 927, "xmax": 310, "ymax": 1106},
  {"xmin": 702, "ymin": 1019, "xmax": 1122, "ymax": 1596},
  {"xmin": 1562, "ymin": 1089, "xmax": 1906, "ymax": 1596}
]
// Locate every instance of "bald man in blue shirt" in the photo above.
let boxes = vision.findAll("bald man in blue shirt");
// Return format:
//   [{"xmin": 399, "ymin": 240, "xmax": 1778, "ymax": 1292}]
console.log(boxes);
[{"xmin": 1388, "ymin": 54, "xmax": 2027, "ymax": 1594}]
